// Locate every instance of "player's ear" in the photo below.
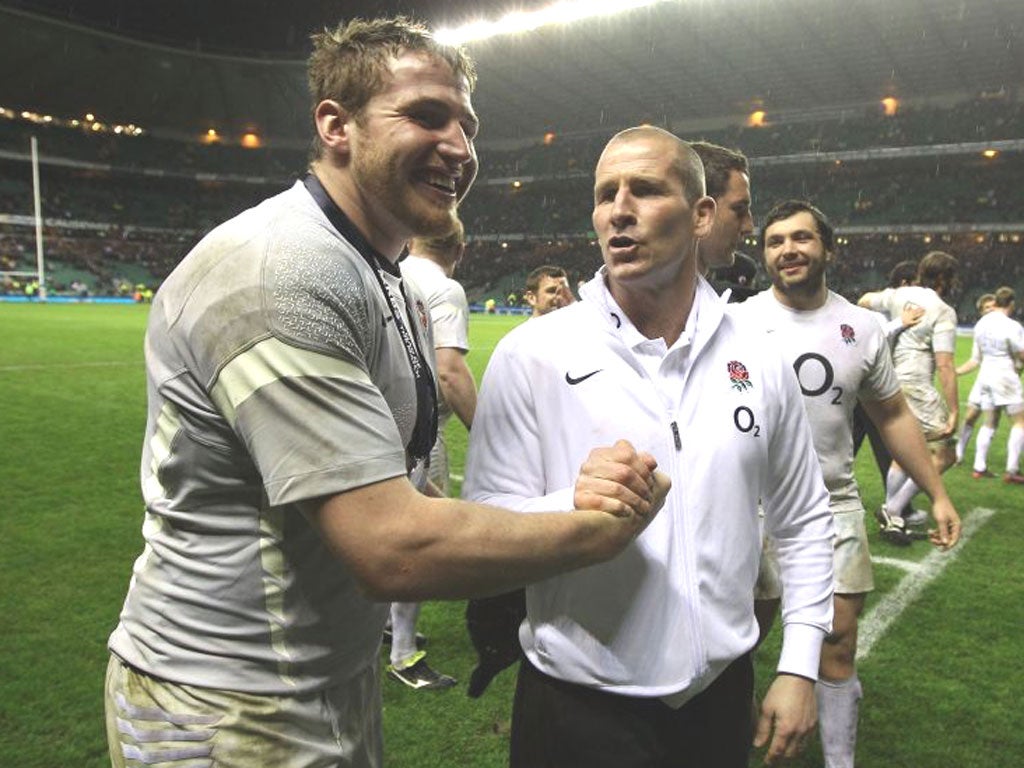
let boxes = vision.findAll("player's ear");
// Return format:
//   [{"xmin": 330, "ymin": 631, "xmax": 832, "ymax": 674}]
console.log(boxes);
[
  {"xmin": 692, "ymin": 195, "xmax": 716, "ymax": 239},
  {"xmin": 314, "ymin": 99, "xmax": 354, "ymax": 159}
]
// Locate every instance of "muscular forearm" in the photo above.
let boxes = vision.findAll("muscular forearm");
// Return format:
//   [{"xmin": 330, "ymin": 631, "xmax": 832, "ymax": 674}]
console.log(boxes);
[{"xmin": 307, "ymin": 476, "xmax": 656, "ymax": 602}]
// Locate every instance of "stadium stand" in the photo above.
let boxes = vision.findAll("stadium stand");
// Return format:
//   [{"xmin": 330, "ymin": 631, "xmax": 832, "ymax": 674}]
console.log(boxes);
[{"xmin": 8, "ymin": 103, "xmax": 1022, "ymax": 307}]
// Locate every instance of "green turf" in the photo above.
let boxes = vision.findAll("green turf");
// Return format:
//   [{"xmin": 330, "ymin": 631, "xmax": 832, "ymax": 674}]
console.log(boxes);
[{"xmin": 1, "ymin": 303, "xmax": 1020, "ymax": 767}]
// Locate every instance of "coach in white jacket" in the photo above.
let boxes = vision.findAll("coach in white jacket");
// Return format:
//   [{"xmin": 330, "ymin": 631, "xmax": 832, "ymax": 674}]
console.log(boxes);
[{"xmin": 464, "ymin": 126, "xmax": 834, "ymax": 768}]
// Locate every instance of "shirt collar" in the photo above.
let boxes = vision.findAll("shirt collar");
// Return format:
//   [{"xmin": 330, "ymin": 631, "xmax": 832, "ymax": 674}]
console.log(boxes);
[{"xmin": 582, "ymin": 266, "xmax": 715, "ymax": 354}]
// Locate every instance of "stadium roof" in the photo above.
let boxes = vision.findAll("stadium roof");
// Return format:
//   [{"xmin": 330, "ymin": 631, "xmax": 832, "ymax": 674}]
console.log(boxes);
[{"xmin": 1, "ymin": 0, "xmax": 1022, "ymax": 147}]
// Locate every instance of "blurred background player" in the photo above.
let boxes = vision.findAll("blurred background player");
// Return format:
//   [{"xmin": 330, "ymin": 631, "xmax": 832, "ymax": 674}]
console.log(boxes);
[
  {"xmin": 387, "ymin": 218, "xmax": 477, "ymax": 690},
  {"xmin": 954, "ymin": 286, "xmax": 1024, "ymax": 483},
  {"xmin": 464, "ymin": 262, "xmax": 576, "ymax": 695},
  {"xmin": 523, "ymin": 264, "xmax": 572, "ymax": 316},
  {"xmin": 955, "ymin": 292, "xmax": 997, "ymax": 465},
  {"xmin": 738, "ymin": 200, "xmax": 960, "ymax": 768},
  {"xmin": 852, "ymin": 259, "xmax": 924, "ymax": 519},
  {"xmin": 858, "ymin": 251, "xmax": 960, "ymax": 541}
]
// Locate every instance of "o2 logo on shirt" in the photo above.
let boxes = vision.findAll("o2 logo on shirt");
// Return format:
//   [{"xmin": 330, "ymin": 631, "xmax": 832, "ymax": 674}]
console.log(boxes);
[
  {"xmin": 793, "ymin": 352, "xmax": 843, "ymax": 405},
  {"xmin": 728, "ymin": 360, "xmax": 760, "ymax": 435},
  {"xmin": 733, "ymin": 406, "xmax": 760, "ymax": 436}
]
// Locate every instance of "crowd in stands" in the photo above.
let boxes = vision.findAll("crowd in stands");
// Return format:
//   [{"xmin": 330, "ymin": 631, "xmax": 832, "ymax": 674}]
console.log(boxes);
[
  {"xmin": 479, "ymin": 97, "xmax": 1024, "ymax": 178},
  {"xmin": 0, "ymin": 227, "xmax": 188, "ymax": 297},
  {"xmin": 457, "ymin": 233, "xmax": 1024, "ymax": 324},
  {"xmin": 1, "ymin": 95, "xmax": 1022, "ymax": 309},
  {"xmin": 460, "ymin": 153, "xmax": 1024, "ymax": 235}
]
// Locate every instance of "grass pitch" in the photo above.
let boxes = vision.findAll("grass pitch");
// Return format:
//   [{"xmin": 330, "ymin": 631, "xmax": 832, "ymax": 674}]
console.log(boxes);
[{"xmin": 1, "ymin": 303, "xmax": 1020, "ymax": 767}]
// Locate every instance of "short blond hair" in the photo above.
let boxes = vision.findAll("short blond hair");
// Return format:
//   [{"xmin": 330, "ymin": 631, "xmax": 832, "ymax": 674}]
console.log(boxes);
[{"xmin": 307, "ymin": 17, "xmax": 476, "ymax": 158}]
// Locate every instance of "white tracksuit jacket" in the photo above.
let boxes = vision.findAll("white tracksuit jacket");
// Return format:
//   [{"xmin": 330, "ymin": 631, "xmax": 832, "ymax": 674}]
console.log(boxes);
[{"xmin": 464, "ymin": 273, "xmax": 834, "ymax": 704}]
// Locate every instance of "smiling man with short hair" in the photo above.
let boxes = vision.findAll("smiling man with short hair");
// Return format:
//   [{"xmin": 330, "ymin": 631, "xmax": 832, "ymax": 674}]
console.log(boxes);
[{"xmin": 104, "ymin": 19, "xmax": 667, "ymax": 767}]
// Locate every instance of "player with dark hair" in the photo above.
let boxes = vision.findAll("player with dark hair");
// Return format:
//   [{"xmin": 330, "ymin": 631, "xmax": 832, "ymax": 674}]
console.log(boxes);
[
  {"xmin": 739, "ymin": 199, "xmax": 960, "ymax": 768},
  {"xmin": 691, "ymin": 141, "xmax": 753, "ymax": 274},
  {"xmin": 888, "ymin": 259, "xmax": 918, "ymax": 288},
  {"xmin": 104, "ymin": 17, "xmax": 667, "ymax": 766},
  {"xmin": 691, "ymin": 141, "xmax": 757, "ymax": 300},
  {"xmin": 852, "ymin": 257, "xmax": 925, "ymax": 518},
  {"xmin": 524, "ymin": 264, "xmax": 572, "ymax": 316},
  {"xmin": 859, "ymin": 251, "xmax": 960, "ymax": 539}
]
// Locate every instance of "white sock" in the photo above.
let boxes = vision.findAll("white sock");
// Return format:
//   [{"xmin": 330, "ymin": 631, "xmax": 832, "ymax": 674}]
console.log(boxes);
[
  {"xmin": 974, "ymin": 425, "xmax": 996, "ymax": 473},
  {"xmin": 889, "ymin": 478, "xmax": 920, "ymax": 519},
  {"xmin": 1007, "ymin": 425, "xmax": 1024, "ymax": 474},
  {"xmin": 389, "ymin": 602, "xmax": 422, "ymax": 667},
  {"xmin": 956, "ymin": 423, "xmax": 975, "ymax": 463},
  {"xmin": 816, "ymin": 674, "xmax": 863, "ymax": 768},
  {"xmin": 885, "ymin": 466, "xmax": 908, "ymax": 505}
]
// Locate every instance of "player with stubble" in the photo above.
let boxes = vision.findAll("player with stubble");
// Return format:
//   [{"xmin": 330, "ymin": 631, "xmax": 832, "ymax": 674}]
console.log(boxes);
[
  {"xmin": 104, "ymin": 18, "xmax": 668, "ymax": 767},
  {"xmin": 734, "ymin": 200, "xmax": 961, "ymax": 768}
]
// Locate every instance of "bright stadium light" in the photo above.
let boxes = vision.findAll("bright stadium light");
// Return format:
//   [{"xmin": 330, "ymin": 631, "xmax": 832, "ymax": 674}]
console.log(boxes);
[{"xmin": 435, "ymin": 0, "xmax": 676, "ymax": 45}]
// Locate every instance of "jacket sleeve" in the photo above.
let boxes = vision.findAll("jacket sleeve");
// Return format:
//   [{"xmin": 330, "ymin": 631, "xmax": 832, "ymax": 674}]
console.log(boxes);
[
  {"xmin": 463, "ymin": 333, "xmax": 575, "ymax": 513},
  {"xmin": 761, "ymin": 350, "xmax": 835, "ymax": 681}
]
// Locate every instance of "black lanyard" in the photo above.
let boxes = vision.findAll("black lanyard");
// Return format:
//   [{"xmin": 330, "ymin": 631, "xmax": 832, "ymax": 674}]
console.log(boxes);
[{"xmin": 302, "ymin": 172, "xmax": 438, "ymax": 468}]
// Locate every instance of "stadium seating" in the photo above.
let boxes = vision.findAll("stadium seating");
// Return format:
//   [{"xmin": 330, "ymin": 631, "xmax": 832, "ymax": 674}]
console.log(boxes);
[{"xmin": 1, "ymin": 96, "xmax": 1022, "ymax": 304}]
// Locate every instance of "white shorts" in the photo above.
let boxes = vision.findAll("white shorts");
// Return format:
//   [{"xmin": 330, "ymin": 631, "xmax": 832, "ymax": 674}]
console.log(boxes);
[
  {"xmin": 902, "ymin": 383, "xmax": 954, "ymax": 443},
  {"xmin": 967, "ymin": 377, "xmax": 992, "ymax": 411},
  {"xmin": 755, "ymin": 510, "xmax": 874, "ymax": 600},
  {"xmin": 979, "ymin": 371, "xmax": 1024, "ymax": 412},
  {"xmin": 105, "ymin": 655, "xmax": 381, "ymax": 768}
]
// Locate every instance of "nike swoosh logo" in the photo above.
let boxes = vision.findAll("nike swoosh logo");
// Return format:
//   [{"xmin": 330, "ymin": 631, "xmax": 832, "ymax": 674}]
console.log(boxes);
[{"xmin": 565, "ymin": 369, "xmax": 602, "ymax": 385}]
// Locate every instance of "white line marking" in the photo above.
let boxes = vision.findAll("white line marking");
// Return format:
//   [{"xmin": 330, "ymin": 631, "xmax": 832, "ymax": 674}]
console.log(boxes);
[
  {"xmin": 869, "ymin": 555, "xmax": 920, "ymax": 573},
  {"xmin": 857, "ymin": 507, "xmax": 995, "ymax": 661},
  {"xmin": 450, "ymin": 473, "xmax": 464, "ymax": 484},
  {"xmin": 0, "ymin": 361, "xmax": 139, "ymax": 372}
]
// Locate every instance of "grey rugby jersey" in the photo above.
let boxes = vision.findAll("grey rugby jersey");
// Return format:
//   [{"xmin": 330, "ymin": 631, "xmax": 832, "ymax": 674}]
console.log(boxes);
[{"xmin": 109, "ymin": 181, "xmax": 433, "ymax": 695}]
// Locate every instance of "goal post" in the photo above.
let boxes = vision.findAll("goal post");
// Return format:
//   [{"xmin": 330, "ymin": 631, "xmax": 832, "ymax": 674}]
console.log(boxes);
[{"xmin": 30, "ymin": 135, "xmax": 47, "ymax": 300}]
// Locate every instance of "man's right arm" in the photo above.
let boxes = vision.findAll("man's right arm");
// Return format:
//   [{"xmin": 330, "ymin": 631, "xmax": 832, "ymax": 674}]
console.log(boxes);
[{"xmin": 305, "ymin": 441, "xmax": 667, "ymax": 602}]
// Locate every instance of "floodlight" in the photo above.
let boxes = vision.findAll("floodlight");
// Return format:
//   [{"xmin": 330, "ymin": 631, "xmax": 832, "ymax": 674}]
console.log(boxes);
[{"xmin": 436, "ymin": 0, "xmax": 675, "ymax": 45}]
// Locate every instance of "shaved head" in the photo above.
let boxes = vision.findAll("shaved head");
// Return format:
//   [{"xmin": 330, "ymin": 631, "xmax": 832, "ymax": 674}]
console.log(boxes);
[{"xmin": 602, "ymin": 126, "xmax": 707, "ymax": 204}]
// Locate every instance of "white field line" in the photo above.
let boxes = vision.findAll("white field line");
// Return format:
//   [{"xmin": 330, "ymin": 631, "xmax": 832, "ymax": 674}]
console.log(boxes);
[
  {"xmin": 450, "ymin": 473, "xmax": 465, "ymax": 484},
  {"xmin": 869, "ymin": 555, "xmax": 919, "ymax": 573},
  {"xmin": 857, "ymin": 507, "xmax": 995, "ymax": 661},
  {"xmin": 0, "ymin": 360, "xmax": 139, "ymax": 372}
]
